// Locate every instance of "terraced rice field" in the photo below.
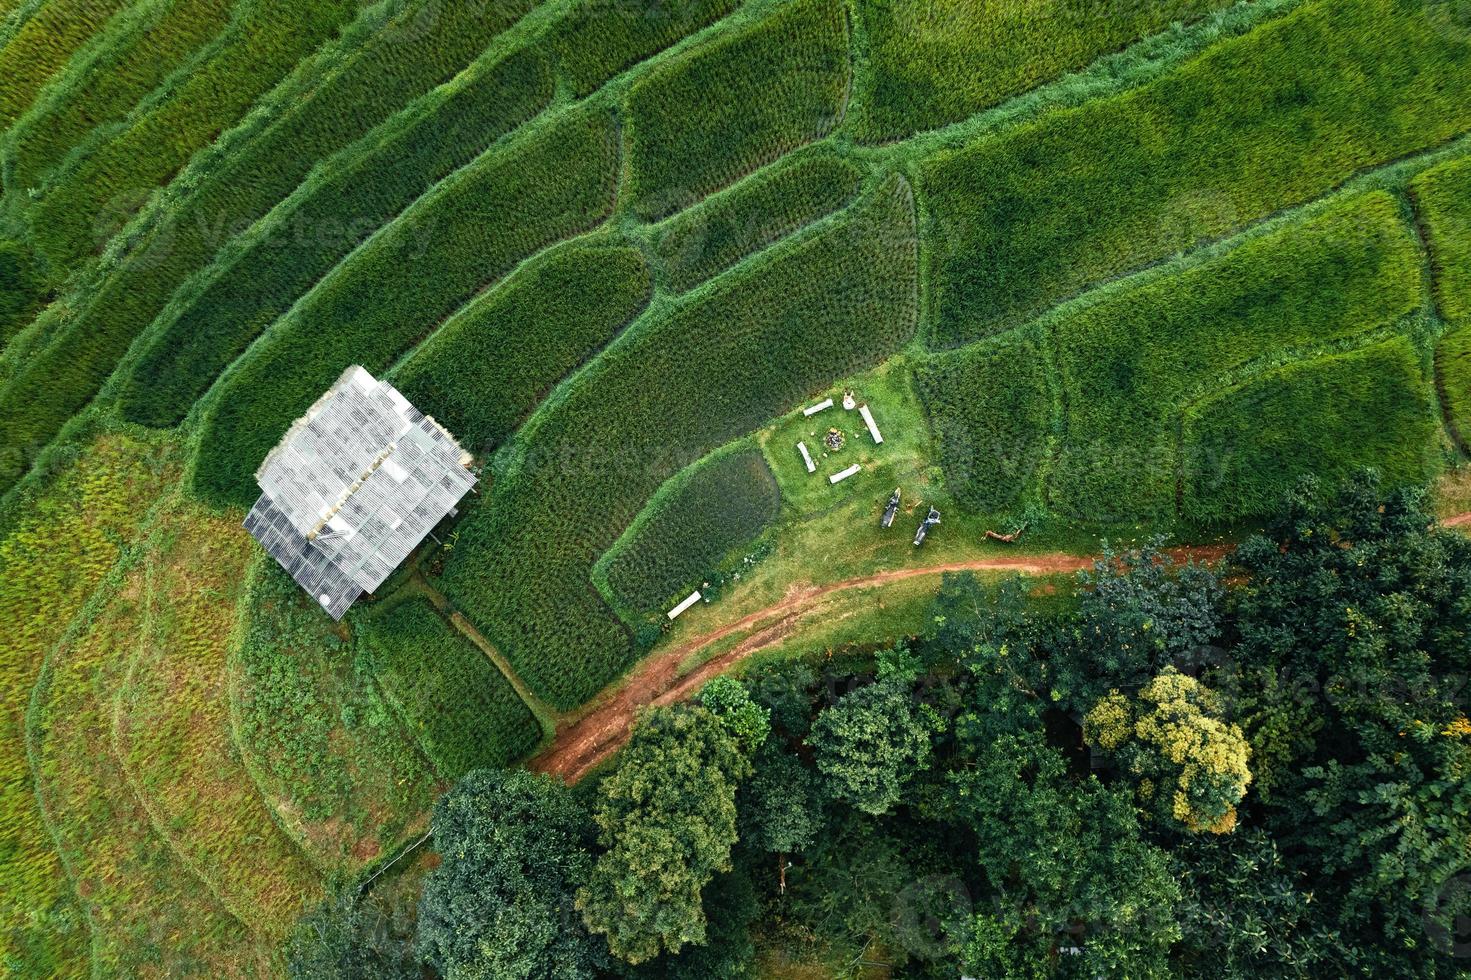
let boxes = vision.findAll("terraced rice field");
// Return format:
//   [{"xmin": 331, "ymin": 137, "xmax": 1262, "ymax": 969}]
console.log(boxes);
[{"xmin": 0, "ymin": 0, "xmax": 1467, "ymax": 970}]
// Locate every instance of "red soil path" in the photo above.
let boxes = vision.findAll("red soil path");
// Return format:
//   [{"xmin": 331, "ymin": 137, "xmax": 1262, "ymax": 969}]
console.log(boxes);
[{"xmin": 530, "ymin": 513, "xmax": 1471, "ymax": 783}]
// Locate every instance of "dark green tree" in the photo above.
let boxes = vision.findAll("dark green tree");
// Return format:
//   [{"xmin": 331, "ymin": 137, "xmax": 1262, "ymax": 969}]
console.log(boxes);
[
  {"xmin": 808, "ymin": 669, "xmax": 941, "ymax": 816},
  {"xmin": 578, "ymin": 705, "xmax": 751, "ymax": 964},
  {"xmin": 416, "ymin": 768, "xmax": 605, "ymax": 979},
  {"xmin": 287, "ymin": 890, "xmax": 419, "ymax": 980},
  {"xmin": 1225, "ymin": 474, "xmax": 1471, "ymax": 967}
]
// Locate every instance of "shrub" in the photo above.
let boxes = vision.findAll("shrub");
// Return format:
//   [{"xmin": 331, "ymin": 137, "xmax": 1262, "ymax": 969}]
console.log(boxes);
[
  {"xmin": 1180, "ymin": 339, "xmax": 1439, "ymax": 523},
  {"xmin": 546, "ymin": 0, "xmax": 737, "ymax": 97},
  {"xmin": 29, "ymin": 0, "xmax": 362, "ymax": 272},
  {"xmin": 392, "ymin": 239, "xmax": 652, "ymax": 455},
  {"xmin": 652, "ymin": 151, "xmax": 863, "ymax": 291},
  {"xmin": 0, "ymin": 0, "xmax": 132, "ymax": 129},
  {"xmin": 599, "ymin": 448, "xmax": 781, "ymax": 618},
  {"xmin": 1410, "ymin": 156, "xmax": 1471, "ymax": 447},
  {"xmin": 625, "ymin": 0, "xmax": 849, "ymax": 219},
  {"xmin": 922, "ymin": 0, "xmax": 1471, "ymax": 345},
  {"xmin": 118, "ymin": 45, "xmax": 554, "ymax": 428},
  {"xmin": 3, "ymin": 0, "xmax": 233, "ymax": 193},
  {"xmin": 914, "ymin": 329, "xmax": 1051, "ymax": 513},
  {"xmin": 361, "ymin": 598, "xmax": 542, "ymax": 778},
  {"xmin": 0, "ymin": 0, "xmax": 536, "ymax": 492},
  {"xmin": 850, "ymin": 0, "xmax": 1232, "ymax": 141},
  {"xmin": 1047, "ymin": 192, "xmax": 1423, "ymax": 523},
  {"xmin": 437, "ymin": 177, "xmax": 919, "ymax": 709},
  {"xmin": 231, "ymin": 561, "xmax": 439, "ymax": 869},
  {"xmin": 189, "ymin": 106, "xmax": 620, "ymax": 507}
]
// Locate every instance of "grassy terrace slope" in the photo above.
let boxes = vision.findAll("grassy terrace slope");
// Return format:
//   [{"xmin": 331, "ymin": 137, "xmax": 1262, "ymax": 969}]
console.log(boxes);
[
  {"xmin": 1046, "ymin": 191, "xmax": 1425, "ymax": 522},
  {"xmin": 117, "ymin": 45, "xmax": 555, "ymax": 428},
  {"xmin": 0, "ymin": 0, "xmax": 538, "ymax": 491},
  {"xmin": 599, "ymin": 447, "xmax": 781, "ymax": 621},
  {"xmin": 0, "ymin": 0, "xmax": 132, "ymax": 129},
  {"xmin": 28, "ymin": 0, "xmax": 361, "ymax": 273},
  {"xmin": 392, "ymin": 239, "xmax": 654, "ymax": 456},
  {"xmin": 438, "ymin": 177, "xmax": 918, "ymax": 710},
  {"xmin": 922, "ymin": 0, "xmax": 1471, "ymax": 346},
  {"xmin": 2, "ymin": 0, "xmax": 232, "ymax": 194},
  {"xmin": 850, "ymin": 0, "xmax": 1233, "ymax": 141},
  {"xmin": 0, "ymin": 434, "xmax": 172, "ymax": 976},
  {"xmin": 1181, "ymin": 338, "xmax": 1438, "ymax": 521},
  {"xmin": 29, "ymin": 561, "xmax": 270, "ymax": 976},
  {"xmin": 1413, "ymin": 157, "xmax": 1471, "ymax": 449},
  {"xmin": 362, "ymin": 598, "xmax": 543, "ymax": 779},
  {"xmin": 626, "ymin": 0, "xmax": 849, "ymax": 219},
  {"xmin": 231, "ymin": 562, "xmax": 440, "ymax": 874},
  {"xmin": 191, "ymin": 106, "xmax": 621, "ymax": 506}
]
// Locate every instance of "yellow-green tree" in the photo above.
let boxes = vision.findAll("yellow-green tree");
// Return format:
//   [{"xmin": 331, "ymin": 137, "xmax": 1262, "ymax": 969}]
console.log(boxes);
[{"xmin": 1086, "ymin": 667, "xmax": 1251, "ymax": 834}]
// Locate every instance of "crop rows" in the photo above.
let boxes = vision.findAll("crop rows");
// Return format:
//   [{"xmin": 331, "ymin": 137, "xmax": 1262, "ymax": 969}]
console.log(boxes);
[
  {"xmin": 922, "ymin": 0, "xmax": 1471, "ymax": 347},
  {"xmin": 392, "ymin": 239, "xmax": 652, "ymax": 455},
  {"xmin": 0, "ymin": 0, "xmax": 537, "ymax": 493},
  {"xmin": 28, "ymin": 560, "xmax": 269, "ymax": 976},
  {"xmin": 112, "ymin": 499, "xmax": 322, "ymax": 939},
  {"xmin": 0, "ymin": 434, "xmax": 172, "ymax": 977},
  {"xmin": 1181, "ymin": 338, "xmax": 1438, "ymax": 522},
  {"xmin": 546, "ymin": 0, "xmax": 737, "ymax": 97},
  {"xmin": 1047, "ymin": 192, "xmax": 1423, "ymax": 523},
  {"xmin": 1411, "ymin": 156, "xmax": 1471, "ymax": 448},
  {"xmin": 652, "ymin": 151, "xmax": 864, "ymax": 292},
  {"xmin": 626, "ymin": 0, "xmax": 850, "ymax": 220},
  {"xmin": 850, "ymin": 0, "xmax": 1233, "ymax": 142},
  {"xmin": 0, "ymin": 0, "xmax": 132, "ymax": 129},
  {"xmin": 190, "ymin": 106, "xmax": 621, "ymax": 507},
  {"xmin": 362, "ymin": 598, "xmax": 542, "ymax": 779},
  {"xmin": 231, "ymin": 561, "xmax": 438, "ymax": 873},
  {"xmin": 29, "ymin": 0, "xmax": 363, "ymax": 272},
  {"xmin": 0, "ymin": 237, "xmax": 44, "ymax": 345},
  {"xmin": 3, "ymin": 0, "xmax": 232, "ymax": 194},
  {"xmin": 914, "ymin": 329, "xmax": 1051, "ymax": 513},
  {"xmin": 437, "ymin": 176, "xmax": 918, "ymax": 709},
  {"xmin": 600, "ymin": 447, "xmax": 781, "ymax": 619},
  {"xmin": 119, "ymin": 45, "xmax": 555, "ymax": 429}
]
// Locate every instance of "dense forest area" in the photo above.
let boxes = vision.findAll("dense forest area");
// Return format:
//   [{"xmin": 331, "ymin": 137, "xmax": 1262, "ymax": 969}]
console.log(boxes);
[{"xmin": 291, "ymin": 474, "xmax": 1471, "ymax": 977}]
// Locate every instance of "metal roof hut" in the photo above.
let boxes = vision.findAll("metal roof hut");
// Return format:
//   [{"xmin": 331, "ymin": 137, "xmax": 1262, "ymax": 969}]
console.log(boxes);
[{"xmin": 242, "ymin": 366, "xmax": 476, "ymax": 619}]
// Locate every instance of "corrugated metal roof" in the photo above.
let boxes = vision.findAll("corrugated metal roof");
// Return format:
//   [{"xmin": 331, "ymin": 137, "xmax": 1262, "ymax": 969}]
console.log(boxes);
[{"xmin": 242, "ymin": 366, "xmax": 475, "ymax": 619}]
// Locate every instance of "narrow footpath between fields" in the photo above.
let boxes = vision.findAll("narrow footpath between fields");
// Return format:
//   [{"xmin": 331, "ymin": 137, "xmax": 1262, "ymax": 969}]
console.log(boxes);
[{"xmin": 530, "ymin": 511, "xmax": 1471, "ymax": 783}]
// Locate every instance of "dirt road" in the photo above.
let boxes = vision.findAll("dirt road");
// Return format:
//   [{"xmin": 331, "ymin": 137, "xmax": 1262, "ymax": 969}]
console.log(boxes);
[{"xmin": 529, "ymin": 545, "xmax": 1234, "ymax": 782}]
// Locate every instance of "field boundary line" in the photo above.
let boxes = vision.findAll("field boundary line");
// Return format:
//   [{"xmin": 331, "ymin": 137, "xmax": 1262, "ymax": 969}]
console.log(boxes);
[
  {"xmin": 414, "ymin": 574, "xmax": 561, "ymax": 737},
  {"xmin": 1404, "ymin": 183, "xmax": 1470, "ymax": 457}
]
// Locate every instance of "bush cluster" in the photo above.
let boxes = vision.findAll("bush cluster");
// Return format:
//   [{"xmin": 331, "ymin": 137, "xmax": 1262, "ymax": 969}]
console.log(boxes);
[
  {"xmin": 190, "ymin": 106, "xmax": 620, "ymax": 507},
  {"xmin": 118, "ymin": 46, "xmax": 554, "ymax": 428},
  {"xmin": 922, "ymin": 0, "xmax": 1471, "ymax": 345},
  {"xmin": 625, "ymin": 0, "xmax": 849, "ymax": 220},
  {"xmin": 437, "ymin": 177, "xmax": 919, "ymax": 709},
  {"xmin": 601, "ymin": 447, "xmax": 781, "ymax": 619},
  {"xmin": 393, "ymin": 239, "xmax": 652, "ymax": 455},
  {"xmin": 652, "ymin": 151, "xmax": 863, "ymax": 292},
  {"xmin": 361, "ymin": 598, "xmax": 541, "ymax": 779}
]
